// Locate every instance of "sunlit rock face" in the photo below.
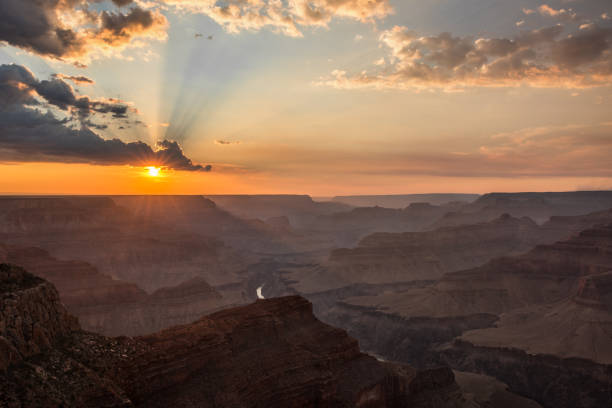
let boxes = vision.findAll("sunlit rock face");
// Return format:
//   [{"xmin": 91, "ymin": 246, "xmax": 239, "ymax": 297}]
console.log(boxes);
[{"xmin": 0, "ymin": 269, "xmax": 474, "ymax": 408}]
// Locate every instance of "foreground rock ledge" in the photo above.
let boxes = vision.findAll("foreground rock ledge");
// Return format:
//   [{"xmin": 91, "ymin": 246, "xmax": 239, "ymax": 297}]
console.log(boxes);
[{"xmin": 0, "ymin": 264, "xmax": 468, "ymax": 407}]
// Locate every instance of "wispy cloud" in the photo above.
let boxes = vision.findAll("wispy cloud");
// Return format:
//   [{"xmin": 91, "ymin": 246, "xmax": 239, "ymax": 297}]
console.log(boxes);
[
  {"xmin": 215, "ymin": 140, "xmax": 241, "ymax": 145},
  {"xmin": 162, "ymin": 0, "xmax": 393, "ymax": 37},
  {"xmin": 51, "ymin": 73, "xmax": 95, "ymax": 85}
]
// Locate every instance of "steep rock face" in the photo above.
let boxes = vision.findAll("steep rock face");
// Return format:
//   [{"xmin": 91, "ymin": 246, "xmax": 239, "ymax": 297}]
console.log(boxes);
[
  {"xmin": 0, "ymin": 269, "xmax": 473, "ymax": 408},
  {"xmin": 0, "ymin": 264, "xmax": 78, "ymax": 371},
  {"xmin": 0, "ymin": 245, "xmax": 236, "ymax": 336},
  {"xmin": 439, "ymin": 341, "xmax": 612, "ymax": 408},
  {"xmin": 327, "ymin": 214, "xmax": 540, "ymax": 284}
]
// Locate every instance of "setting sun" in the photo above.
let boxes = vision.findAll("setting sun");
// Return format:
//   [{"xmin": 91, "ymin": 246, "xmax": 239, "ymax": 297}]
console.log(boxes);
[{"xmin": 146, "ymin": 166, "xmax": 161, "ymax": 177}]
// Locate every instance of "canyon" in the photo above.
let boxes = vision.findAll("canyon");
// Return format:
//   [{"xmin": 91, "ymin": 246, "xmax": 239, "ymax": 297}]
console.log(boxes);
[
  {"xmin": 1, "ymin": 264, "xmax": 504, "ymax": 407},
  {"xmin": 1, "ymin": 191, "xmax": 611, "ymax": 407}
]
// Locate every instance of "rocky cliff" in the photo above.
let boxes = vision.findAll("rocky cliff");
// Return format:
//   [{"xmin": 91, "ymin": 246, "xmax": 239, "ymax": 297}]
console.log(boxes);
[
  {"xmin": 0, "ymin": 265, "xmax": 475, "ymax": 408},
  {"xmin": 0, "ymin": 264, "xmax": 78, "ymax": 371}
]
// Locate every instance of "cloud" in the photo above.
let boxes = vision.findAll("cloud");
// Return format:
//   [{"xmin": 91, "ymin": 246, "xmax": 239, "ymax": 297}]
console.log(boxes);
[
  {"xmin": 162, "ymin": 0, "xmax": 393, "ymax": 37},
  {"xmin": 319, "ymin": 24, "xmax": 612, "ymax": 90},
  {"xmin": 0, "ymin": 0, "xmax": 167, "ymax": 63},
  {"xmin": 51, "ymin": 73, "xmax": 95, "ymax": 85},
  {"xmin": 215, "ymin": 139, "xmax": 240, "ymax": 145},
  {"xmin": 111, "ymin": 0, "xmax": 134, "ymax": 6},
  {"xmin": 537, "ymin": 4, "xmax": 580, "ymax": 22},
  {"xmin": 0, "ymin": 64, "xmax": 210, "ymax": 171},
  {"xmin": 0, "ymin": 64, "xmax": 130, "ymax": 119}
]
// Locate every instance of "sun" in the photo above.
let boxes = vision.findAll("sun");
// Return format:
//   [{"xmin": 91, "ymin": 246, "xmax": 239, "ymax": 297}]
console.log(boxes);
[{"xmin": 146, "ymin": 166, "xmax": 161, "ymax": 177}]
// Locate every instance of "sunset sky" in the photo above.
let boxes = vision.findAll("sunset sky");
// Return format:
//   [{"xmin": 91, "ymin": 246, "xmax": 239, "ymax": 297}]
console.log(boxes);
[{"xmin": 1, "ymin": 0, "xmax": 611, "ymax": 195}]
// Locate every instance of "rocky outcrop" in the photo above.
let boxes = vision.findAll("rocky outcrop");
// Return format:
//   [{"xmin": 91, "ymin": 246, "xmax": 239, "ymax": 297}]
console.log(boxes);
[
  {"xmin": 0, "ymin": 267, "xmax": 474, "ymax": 408},
  {"xmin": 0, "ymin": 264, "xmax": 78, "ymax": 371},
  {"xmin": 115, "ymin": 296, "xmax": 468, "ymax": 407}
]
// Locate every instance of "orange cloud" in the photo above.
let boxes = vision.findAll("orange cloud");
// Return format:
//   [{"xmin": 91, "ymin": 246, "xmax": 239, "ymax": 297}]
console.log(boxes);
[
  {"xmin": 537, "ymin": 4, "xmax": 579, "ymax": 22},
  {"xmin": 162, "ymin": 0, "xmax": 393, "ymax": 37},
  {"xmin": 319, "ymin": 24, "xmax": 612, "ymax": 90}
]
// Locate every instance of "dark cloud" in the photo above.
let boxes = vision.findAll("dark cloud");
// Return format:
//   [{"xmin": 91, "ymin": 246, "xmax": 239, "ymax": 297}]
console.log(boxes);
[
  {"xmin": 0, "ymin": 64, "xmax": 132, "ymax": 120},
  {"xmin": 98, "ymin": 7, "xmax": 165, "ymax": 46},
  {"xmin": 51, "ymin": 73, "xmax": 94, "ymax": 85},
  {"xmin": 0, "ymin": 0, "xmax": 166, "ymax": 61},
  {"xmin": 155, "ymin": 140, "xmax": 211, "ymax": 171},
  {"xmin": 0, "ymin": 64, "xmax": 210, "ymax": 172},
  {"xmin": 110, "ymin": 0, "xmax": 133, "ymax": 6},
  {"xmin": 215, "ymin": 140, "xmax": 241, "ymax": 145},
  {"xmin": 0, "ymin": 0, "xmax": 84, "ymax": 58}
]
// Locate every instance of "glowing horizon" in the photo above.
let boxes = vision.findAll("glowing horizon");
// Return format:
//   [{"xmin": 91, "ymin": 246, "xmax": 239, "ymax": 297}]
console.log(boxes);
[{"xmin": 1, "ymin": 0, "xmax": 611, "ymax": 195}]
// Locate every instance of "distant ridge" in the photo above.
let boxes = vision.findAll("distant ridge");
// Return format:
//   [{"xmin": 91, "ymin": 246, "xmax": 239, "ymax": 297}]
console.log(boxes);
[{"xmin": 332, "ymin": 194, "xmax": 480, "ymax": 208}]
